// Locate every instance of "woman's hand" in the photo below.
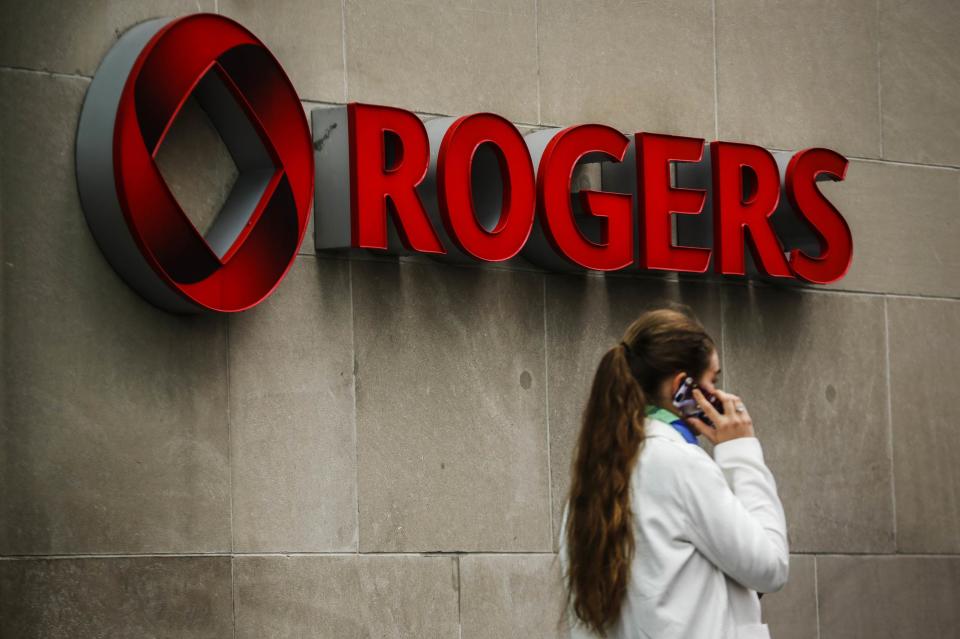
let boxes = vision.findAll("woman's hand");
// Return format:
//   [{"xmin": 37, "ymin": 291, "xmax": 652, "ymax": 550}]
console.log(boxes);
[{"xmin": 685, "ymin": 388, "xmax": 755, "ymax": 445}]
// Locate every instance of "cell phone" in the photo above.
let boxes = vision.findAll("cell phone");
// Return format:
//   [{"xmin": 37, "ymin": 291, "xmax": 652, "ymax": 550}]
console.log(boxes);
[{"xmin": 672, "ymin": 376, "xmax": 724, "ymax": 428}]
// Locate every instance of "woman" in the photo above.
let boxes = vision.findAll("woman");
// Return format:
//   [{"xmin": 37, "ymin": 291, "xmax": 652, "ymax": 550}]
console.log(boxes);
[{"xmin": 557, "ymin": 305, "xmax": 788, "ymax": 639}]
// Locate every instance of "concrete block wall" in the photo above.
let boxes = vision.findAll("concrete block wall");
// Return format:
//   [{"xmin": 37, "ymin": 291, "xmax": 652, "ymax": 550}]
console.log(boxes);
[{"xmin": 2, "ymin": 1, "xmax": 958, "ymax": 637}]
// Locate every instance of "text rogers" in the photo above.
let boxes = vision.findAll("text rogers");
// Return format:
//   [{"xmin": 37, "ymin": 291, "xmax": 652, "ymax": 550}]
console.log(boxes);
[{"xmin": 313, "ymin": 103, "xmax": 852, "ymax": 285}]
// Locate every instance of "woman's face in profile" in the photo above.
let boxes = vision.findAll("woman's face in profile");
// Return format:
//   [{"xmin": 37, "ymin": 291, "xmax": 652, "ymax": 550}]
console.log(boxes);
[{"xmin": 695, "ymin": 349, "xmax": 722, "ymax": 396}]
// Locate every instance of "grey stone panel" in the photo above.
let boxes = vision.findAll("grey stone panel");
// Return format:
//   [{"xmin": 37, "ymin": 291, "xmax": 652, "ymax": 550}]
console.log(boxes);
[
  {"xmin": 345, "ymin": 0, "xmax": 538, "ymax": 124},
  {"xmin": 818, "ymin": 555, "xmax": 960, "ymax": 638},
  {"xmin": 0, "ymin": 556, "xmax": 233, "ymax": 638},
  {"xmin": 887, "ymin": 296, "xmax": 960, "ymax": 553},
  {"xmin": 460, "ymin": 553, "xmax": 571, "ymax": 639},
  {"xmin": 722, "ymin": 284, "xmax": 894, "ymax": 553},
  {"xmin": 234, "ymin": 554, "xmax": 459, "ymax": 638},
  {"xmin": 716, "ymin": 0, "xmax": 881, "ymax": 158},
  {"xmin": 352, "ymin": 258, "xmax": 551, "ymax": 552},
  {"xmin": 879, "ymin": 0, "xmax": 960, "ymax": 166},
  {"xmin": 539, "ymin": 0, "xmax": 715, "ymax": 139},
  {"xmin": 229, "ymin": 255, "xmax": 357, "ymax": 552}
]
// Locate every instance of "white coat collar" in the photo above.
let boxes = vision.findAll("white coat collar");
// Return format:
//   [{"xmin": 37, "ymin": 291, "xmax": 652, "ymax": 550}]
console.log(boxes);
[{"xmin": 644, "ymin": 415, "xmax": 689, "ymax": 444}]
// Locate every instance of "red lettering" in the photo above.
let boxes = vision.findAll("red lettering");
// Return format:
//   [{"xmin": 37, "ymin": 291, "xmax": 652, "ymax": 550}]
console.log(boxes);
[
  {"xmin": 347, "ymin": 102, "xmax": 444, "ymax": 252},
  {"xmin": 710, "ymin": 141, "xmax": 792, "ymax": 278},
  {"xmin": 436, "ymin": 113, "xmax": 535, "ymax": 261},
  {"xmin": 785, "ymin": 148, "xmax": 852, "ymax": 284},
  {"xmin": 537, "ymin": 124, "xmax": 632, "ymax": 270},
  {"xmin": 636, "ymin": 133, "xmax": 710, "ymax": 272},
  {"xmin": 331, "ymin": 103, "xmax": 854, "ymax": 283}
]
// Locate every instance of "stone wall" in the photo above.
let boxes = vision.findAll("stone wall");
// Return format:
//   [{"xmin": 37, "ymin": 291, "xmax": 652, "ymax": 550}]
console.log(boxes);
[{"xmin": 2, "ymin": 1, "xmax": 959, "ymax": 637}]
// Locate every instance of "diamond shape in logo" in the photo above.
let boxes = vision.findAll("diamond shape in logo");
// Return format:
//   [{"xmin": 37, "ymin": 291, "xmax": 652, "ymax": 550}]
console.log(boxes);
[
  {"xmin": 155, "ymin": 92, "xmax": 240, "ymax": 245},
  {"xmin": 76, "ymin": 13, "xmax": 313, "ymax": 314}
]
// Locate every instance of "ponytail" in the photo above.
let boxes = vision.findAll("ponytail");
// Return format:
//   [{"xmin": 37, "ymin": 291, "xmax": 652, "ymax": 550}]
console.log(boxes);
[{"xmin": 560, "ymin": 341, "xmax": 646, "ymax": 636}]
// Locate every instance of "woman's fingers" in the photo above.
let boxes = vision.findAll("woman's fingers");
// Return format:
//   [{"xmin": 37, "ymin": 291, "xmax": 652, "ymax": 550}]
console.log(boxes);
[
  {"xmin": 692, "ymin": 387, "xmax": 723, "ymax": 424},
  {"xmin": 715, "ymin": 388, "xmax": 739, "ymax": 418},
  {"xmin": 685, "ymin": 415, "xmax": 717, "ymax": 444},
  {"xmin": 704, "ymin": 389, "xmax": 756, "ymax": 443}
]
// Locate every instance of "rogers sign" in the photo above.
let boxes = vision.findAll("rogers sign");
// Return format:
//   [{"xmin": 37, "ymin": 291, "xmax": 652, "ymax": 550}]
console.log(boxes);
[{"xmin": 77, "ymin": 13, "xmax": 853, "ymax": 315}]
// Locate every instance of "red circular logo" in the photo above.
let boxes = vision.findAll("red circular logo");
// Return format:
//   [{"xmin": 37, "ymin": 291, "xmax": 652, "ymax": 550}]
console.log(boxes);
[{"xmin": 76, "ymin": 13, "xmax": 313, "ymax": 313}]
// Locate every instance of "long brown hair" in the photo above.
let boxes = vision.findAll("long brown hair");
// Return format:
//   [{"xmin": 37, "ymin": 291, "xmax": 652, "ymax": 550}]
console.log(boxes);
[{"xmin": 559, "ymin": 303, "xmax": 717, "ymax": 636}]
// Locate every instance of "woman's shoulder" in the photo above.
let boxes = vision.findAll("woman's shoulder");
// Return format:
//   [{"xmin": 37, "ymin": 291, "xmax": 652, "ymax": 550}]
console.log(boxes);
[
  {"xmin": 636, "ymin": 431, "xmax": 721, "ymax": 485},
  {"xmin": 642, "ymin": 425, "xmax": 713, "ymax": 459}
]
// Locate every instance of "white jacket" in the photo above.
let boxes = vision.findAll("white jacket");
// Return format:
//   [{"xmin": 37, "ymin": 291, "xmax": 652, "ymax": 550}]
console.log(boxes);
[{"xmin": 558, "ymin": 414, "xmax": 789, "ymax": 639}]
